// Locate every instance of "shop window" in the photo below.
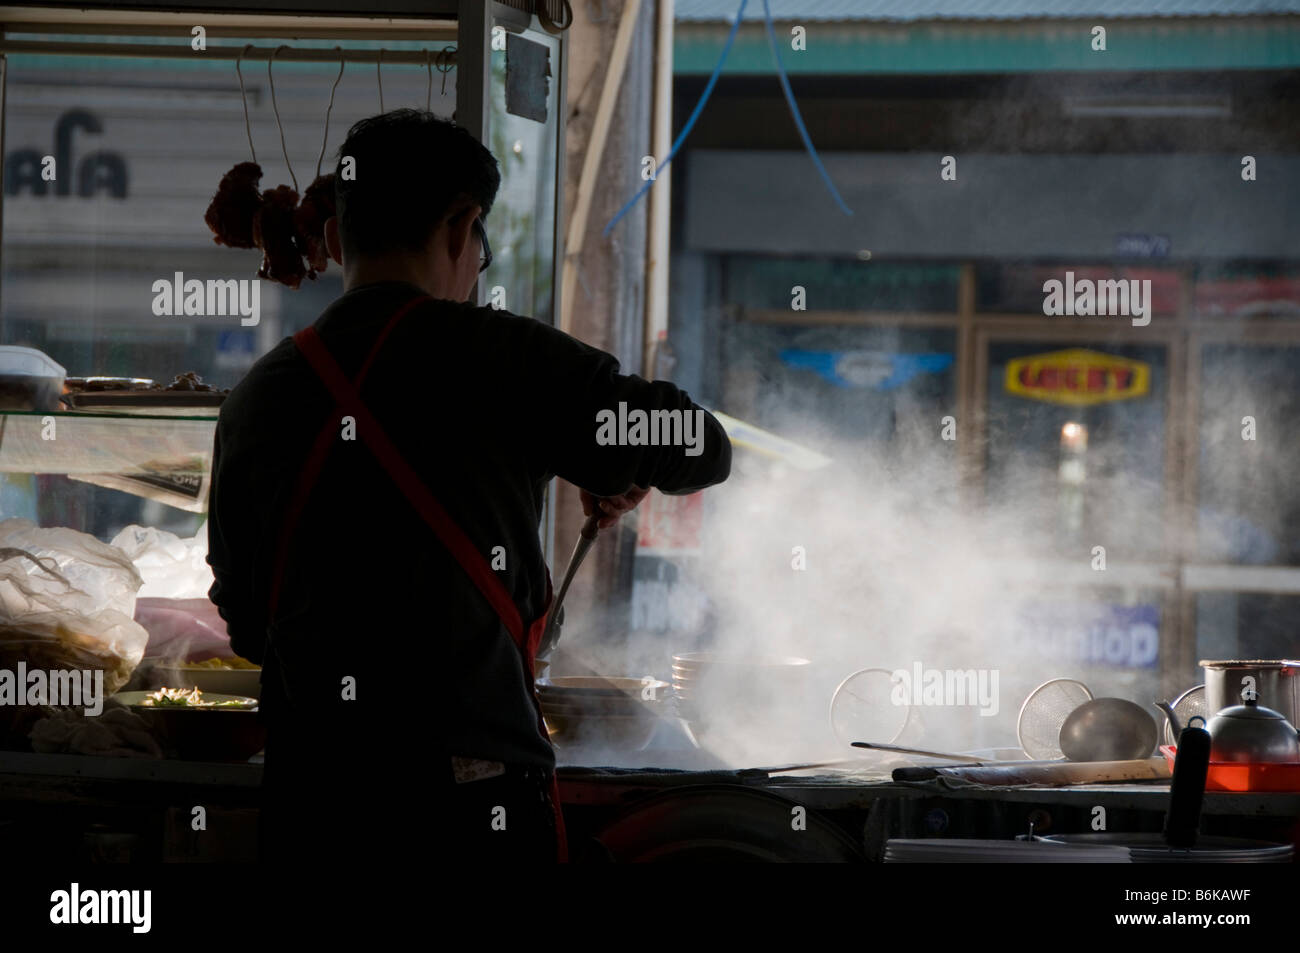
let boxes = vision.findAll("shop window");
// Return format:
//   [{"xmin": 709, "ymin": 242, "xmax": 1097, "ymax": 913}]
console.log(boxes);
[
  {"xmin": 1193, "ymin": 262, "xmax": 1300, "ymax": 319},
  {"xmin": 721, "ymin": 321, "xmax": 958, "ymax": 466},
  {"xmin": 0, "ymin": 36, "xmax": 451, "ymax": 384},
  {"xmin": 0, "ymin": 36, "xmax": 452, "ymax": 538},
  {"xmin": 623, "ymin": 318, "xmax": 961, "ymax": 646},
  {"xmin": 984, "ymin": 341, "xmax": 1168, "ymax": 559},
  {"xmin": 485, "ymin": 30, "xmax": 559, "ymax": 325},
  {"xmin": 1199, "ymin": 344, "xmax": 1300, "ymax": 564},
  {"xmin": 1195, "ymin": 592, "xmax": 1300, "ymax": 668}
]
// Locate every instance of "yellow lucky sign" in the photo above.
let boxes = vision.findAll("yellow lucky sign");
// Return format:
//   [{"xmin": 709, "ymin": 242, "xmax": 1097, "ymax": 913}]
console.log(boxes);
[{"xmin": 1005, "ymin": 348, "xmax": 1150, "ymax": 406}]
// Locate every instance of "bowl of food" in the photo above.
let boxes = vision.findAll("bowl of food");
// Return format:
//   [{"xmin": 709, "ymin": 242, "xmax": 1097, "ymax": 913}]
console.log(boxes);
[
  {"xmin": 113, "ymin": 687, "xmax": 264, "ymax": 762},
  {"xmin": 544, "ymin": 713, "xmax": 660, "ymax": 750},
  {"xmin": 538, "ymin": 676, "xmax": 670, "ymax": 698},
  {"xmin": 149, "ymin": 656, "xmax": 261, "ymax": 699},
  {"xmin": 537, "ymin": 676, "xmax": 669, "ymax": 750}
]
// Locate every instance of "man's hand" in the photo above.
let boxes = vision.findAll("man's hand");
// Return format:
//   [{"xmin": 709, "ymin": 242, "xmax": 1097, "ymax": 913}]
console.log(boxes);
[{"xmin": 580, "ymin": 486, "xmax": 649, "ymax": 530}]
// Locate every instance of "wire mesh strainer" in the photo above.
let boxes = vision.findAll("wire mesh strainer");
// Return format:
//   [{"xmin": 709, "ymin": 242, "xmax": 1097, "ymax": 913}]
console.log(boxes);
[
  {"xmin": 1017, "ymin": 677, "xmax": 1093, "ymax": 760},
  {"xmin": 830, "ymin": 667, "xmax": 912, "ymax": 748},
  {"xmin": 1163, "ymin": 684, "xmax": 1207, "ymax": 746}
]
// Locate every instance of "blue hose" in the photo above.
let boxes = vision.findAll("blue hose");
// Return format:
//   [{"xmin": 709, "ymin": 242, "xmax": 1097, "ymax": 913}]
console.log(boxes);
[
  {"xmin": 602, "ymin": 0, "xmax": 852, "ymax": 235},
  {"xmin": 602, "ymin": 0, "xmax": 749, "ymax": 236},
  {"xmin": 760, "ymin": 0, "xmax": 853, "ymax": 216}
]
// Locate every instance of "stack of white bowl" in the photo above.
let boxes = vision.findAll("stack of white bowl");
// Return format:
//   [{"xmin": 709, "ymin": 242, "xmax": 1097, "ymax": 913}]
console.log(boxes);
[{"xmin": 672, "ymin": 652, "xmax": 812, "ymax": 738}]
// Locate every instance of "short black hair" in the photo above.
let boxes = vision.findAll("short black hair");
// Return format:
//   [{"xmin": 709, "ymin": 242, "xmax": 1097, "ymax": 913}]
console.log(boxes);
[{"xmin": 334, "ymin": 109, "xmax": 500, "ymax": 259}]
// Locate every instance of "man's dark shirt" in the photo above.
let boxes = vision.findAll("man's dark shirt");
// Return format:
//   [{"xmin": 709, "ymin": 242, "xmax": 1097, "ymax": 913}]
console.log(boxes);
[{"xmin": 206, "ymin": 281, "xmax": 731, "ymax": 770}]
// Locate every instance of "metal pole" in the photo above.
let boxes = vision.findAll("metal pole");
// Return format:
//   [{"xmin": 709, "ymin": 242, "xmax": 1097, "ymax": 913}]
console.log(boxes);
[
  {"xmin": 558, "ymin": 0, "xmax": 642, "ymax": 337},
  {"xmin": 457, "ymin": 0, "xmax": 491, "ymax": 309},
  {"xmin": 643, "ymin": 0, "xmax": 672, "ymax": 378},
  {"xmin": 0, "ymin": 54, "xmax": 6, "ymax": 338}
]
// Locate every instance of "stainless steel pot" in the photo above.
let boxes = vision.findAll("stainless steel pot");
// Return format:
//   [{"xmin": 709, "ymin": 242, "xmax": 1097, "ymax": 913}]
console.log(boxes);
[{"xmin": 1200, "ymin": 659, "xmax": 1300, "ymax": 725}]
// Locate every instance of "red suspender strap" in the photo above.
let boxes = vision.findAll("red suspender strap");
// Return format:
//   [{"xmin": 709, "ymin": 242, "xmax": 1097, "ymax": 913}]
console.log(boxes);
[
  {"xmin": 267, "ymin": 295, "xmax": 432, "ymax": 620},
  {"xmin": 290, "ymin": 322, "xmax": 527, "ymax": 646}
]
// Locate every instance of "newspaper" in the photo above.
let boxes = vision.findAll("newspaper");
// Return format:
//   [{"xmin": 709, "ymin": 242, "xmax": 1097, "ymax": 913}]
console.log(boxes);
[{"xmin": 0, "ymin": 412, "xmax": 214, "ymax": 511}]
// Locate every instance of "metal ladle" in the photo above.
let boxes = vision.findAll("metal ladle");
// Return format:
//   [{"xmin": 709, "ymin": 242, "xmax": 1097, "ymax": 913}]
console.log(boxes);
[
  {"xmin": 850, "ymin": 741, "xmax": 987, "ymax": 762},
  {"xmin": 537, "ymin": 512, "xmax": 600, "ymax": 658}
]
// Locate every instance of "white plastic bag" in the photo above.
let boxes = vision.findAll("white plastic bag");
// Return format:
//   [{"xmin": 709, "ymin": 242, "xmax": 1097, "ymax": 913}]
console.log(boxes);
[
  {"xmin": 110, "ymin": 523, "xmax": 214, "ymax": 600},
  {"xmin": 0, "ymin": 518, "xmax": 148, "ymax": 695}
]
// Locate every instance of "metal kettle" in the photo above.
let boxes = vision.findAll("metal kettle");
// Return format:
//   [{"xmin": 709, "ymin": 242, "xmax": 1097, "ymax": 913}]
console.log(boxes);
[{"xmin": 1205, "ymin": 697, "xmax": 1300, "ymax": 764}]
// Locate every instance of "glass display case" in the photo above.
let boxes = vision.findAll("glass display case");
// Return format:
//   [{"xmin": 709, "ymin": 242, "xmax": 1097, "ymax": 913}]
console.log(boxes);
[
  {"xmin": 0, "ymin": 2, "xmax": 568, "ymax": 787},
  {"xmin": 0, "ymin": 1, "xmax": 567, "ymax": 546}
]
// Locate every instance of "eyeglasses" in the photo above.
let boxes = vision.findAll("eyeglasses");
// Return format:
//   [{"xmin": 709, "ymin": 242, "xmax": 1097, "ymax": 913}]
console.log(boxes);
[{"xmin": 472, "ymin": 217, "xmax": 492, "ymax": 273}]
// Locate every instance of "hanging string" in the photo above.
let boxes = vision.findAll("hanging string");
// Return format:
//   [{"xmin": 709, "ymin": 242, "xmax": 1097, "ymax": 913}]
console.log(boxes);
[
  {"xmin": 235, "ymin": 45, "xmax": 257, "ymax": 164},
  {"xmin": 317, "ymin": 48, "xmax": 346, "ymax": 179},
  {"xmin": 438, "ymin": 46, "xmax": 455, "ymax": 97},
  {"xmin": 425, "ymin": 49, "xmax": 432, "ymax": 112},
  {"xmin": 377, "ymin": 48, "xmax": 384, "ymax": 113},
  {"xmin": 268, "ymin": 45, "xmax": 298, "ymax": 192}
]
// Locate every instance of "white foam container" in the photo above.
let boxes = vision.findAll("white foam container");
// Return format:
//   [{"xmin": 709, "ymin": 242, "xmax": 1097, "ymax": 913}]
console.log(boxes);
[{"xmin": 0, "ymin": 346, "xmax": 66, "ymax": 410}]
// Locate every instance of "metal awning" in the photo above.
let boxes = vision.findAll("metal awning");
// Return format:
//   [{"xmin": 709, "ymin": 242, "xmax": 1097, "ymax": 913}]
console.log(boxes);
[
  {"xmin": 674, "ymin": 17, "xmax": 1300, "ymax": 74},
  {"xmin": 675, "ymin": 0, "xmax": 1300, "ymax": 21}
]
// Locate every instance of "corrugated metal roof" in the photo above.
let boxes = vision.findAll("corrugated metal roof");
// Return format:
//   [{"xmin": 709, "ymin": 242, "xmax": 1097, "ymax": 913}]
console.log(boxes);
[{"xmin": 675, "ymin": 0, "xmax": 1300, "ymax": 21}]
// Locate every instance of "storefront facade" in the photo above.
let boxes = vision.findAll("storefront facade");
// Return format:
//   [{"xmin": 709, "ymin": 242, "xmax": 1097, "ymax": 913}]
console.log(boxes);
[{"xmin": 657, "ymin": 2, "xmax": 1300, "ymax": 716}]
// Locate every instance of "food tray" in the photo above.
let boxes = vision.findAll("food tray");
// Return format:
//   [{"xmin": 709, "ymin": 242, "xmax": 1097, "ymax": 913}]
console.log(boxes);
[
  {"xmin": 62, "ymin": 391, "xmax": 225, "ymax": 416},
  {"xmin": 63, "ymin": 377, "xmax": 154, "ymax": 391},
  {"xmin": 1160, "ymin": 745, "xmax": 1300, "ymax": 792}
]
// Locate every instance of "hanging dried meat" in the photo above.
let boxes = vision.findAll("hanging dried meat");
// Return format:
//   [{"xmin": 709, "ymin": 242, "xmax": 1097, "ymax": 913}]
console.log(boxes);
[
  {"xmin": 252, "ymin": 185, "xmax": 306, "ymax": 290},
  {"xmin": 204, "ymin": 165, "xmax": 337, "ymax": 289},
  {"xmin": 294, "ymin": 174, "xmax": 337, "ymax": 278},
  {"xmin": 203, "ymin": 162, "xmax": 264, "ymax": 249}
]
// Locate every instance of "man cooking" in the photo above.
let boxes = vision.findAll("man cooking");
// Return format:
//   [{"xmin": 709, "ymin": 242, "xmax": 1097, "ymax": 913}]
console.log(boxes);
[{"xmin": 206, "ymin": 110, "xmax": 730, "ymax": 867}]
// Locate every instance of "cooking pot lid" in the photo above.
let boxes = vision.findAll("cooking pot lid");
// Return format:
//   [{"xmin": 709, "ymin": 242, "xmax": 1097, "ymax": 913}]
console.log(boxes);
[
  {"xmin": 1198, "ymin": 659, "xmax": 1300, "ymax": 670},
  {"xmin": 1215, "ymin": 697, "xmax": 1289, "ymax": 721}
]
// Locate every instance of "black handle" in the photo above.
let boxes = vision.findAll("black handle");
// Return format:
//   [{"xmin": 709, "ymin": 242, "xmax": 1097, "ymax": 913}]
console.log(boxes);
[
  {"xmin": 891, "ymin": 766, "xmax": 941, "ymax": 782},
  {"xmin": 1163, "ymin": 724, "xmax": 1211, "ymax": 849}
]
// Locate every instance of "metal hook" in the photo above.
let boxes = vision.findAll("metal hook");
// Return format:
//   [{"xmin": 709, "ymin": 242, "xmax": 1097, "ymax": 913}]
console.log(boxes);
[
  {"xmin": 317, "ymin": 47, "xmax": 346, "ymax": 179},
  {"xmin": 425, "ymin": 48, "xmax": 432, "ymax": 112},
  {"xmin": 437, "ymin": 45, "xmax": 455, "ymax": 98},
  {"xmin": 235, "ymin": 44, "xmax": 257, "ymax": 164},
  {"xmin": 268, "ymin": 45, "xmax": 297, "ymax": 191}
]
